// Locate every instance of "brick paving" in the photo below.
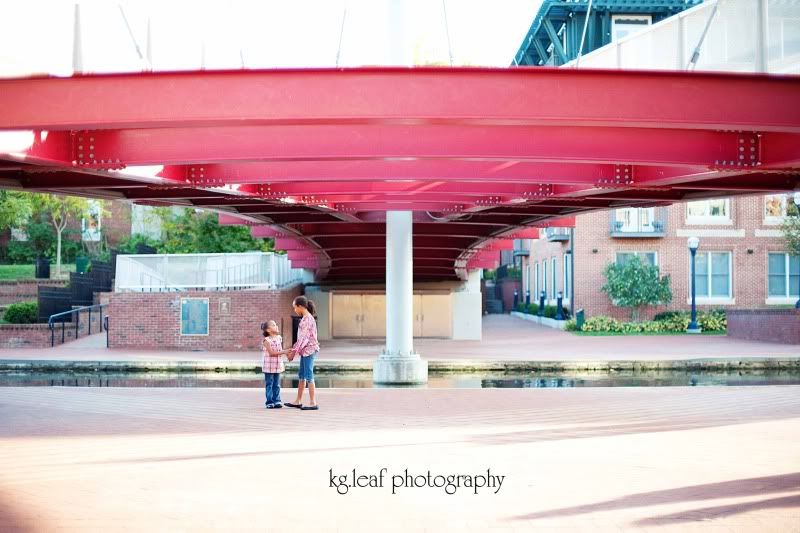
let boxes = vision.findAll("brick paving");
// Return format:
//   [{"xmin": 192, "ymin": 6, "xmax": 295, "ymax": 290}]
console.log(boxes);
[
  {"xmin": 0, "ymin": 386, "xmax": 798, "ymax": 531},
  {"xmin": 0, "ymin": 315, "xmax": 797, "ymax": 367}
]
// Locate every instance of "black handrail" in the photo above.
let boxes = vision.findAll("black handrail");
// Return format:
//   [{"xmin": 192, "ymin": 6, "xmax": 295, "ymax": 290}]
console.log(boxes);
[{"xmin": 48, "ymin": 303, "xmax": 108, "ymax": 347}]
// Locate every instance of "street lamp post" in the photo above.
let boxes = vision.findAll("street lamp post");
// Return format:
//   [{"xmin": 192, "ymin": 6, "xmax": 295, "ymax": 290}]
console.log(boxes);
[
  {"xmin": 794, "ymin": 193, "xmax": 800, "ymax": 309},
  {"xmin": 687, "ymin": 237, "xmax": 701, "ymax": 333}
]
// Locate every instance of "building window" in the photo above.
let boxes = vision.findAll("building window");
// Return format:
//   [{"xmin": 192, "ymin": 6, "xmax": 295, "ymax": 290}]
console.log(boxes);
[
  {"xmin": 768, "ymin": 253, "xmax": 800, "ymax": 298},
  {"xmin": 693, "ymin": 252, "xmax": 732, "ymax": 299},
  {"xmin": 614, "ymin": 207, "xmax": 657, "ymax": 233},
  {"xmin": 525, "ymin": 263, "xmax": 531, "ymax": 297},
  {"xmin": 616, "ymin": 252, "xmax": 658, "ymax": 267},
  {"xmin": 686, "ymin": 199, "xmax": 731, "ymax": 224},
  {"xmin": 542, "ymin": 260, "xmax": 547, "ymax": 298},
  {"xmin": 764, "ymin": 194, "xmax": 796, "ymax": 224},
  {"xmin": 81, "ymin": 200, "xmax": 102, "ymax": 242},
  {"xmin": 564, "ymin": 253, "xmax": 571, "ymax": 300},
  {"xmin": 551, "ymin": 257, "xmax": 557, "ymax": 300},
  {"xmin": 611, "ymin": 15, "xmax": 652, "ymax": 42},
  {"xmin": 534, "ymin": 262, "xmax": 539, "ymax": 296}
]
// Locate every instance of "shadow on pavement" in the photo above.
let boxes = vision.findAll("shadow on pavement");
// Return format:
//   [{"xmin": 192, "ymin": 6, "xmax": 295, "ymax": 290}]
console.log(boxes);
[{"xmin": 512, "ymin": 472, "xmax": 800, "ymax": 522}]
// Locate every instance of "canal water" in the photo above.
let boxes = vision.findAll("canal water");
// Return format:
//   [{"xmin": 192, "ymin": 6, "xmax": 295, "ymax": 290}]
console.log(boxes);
[{"xmin": 1, "ymin": 370, "xmax": 800, "ymax": 388}]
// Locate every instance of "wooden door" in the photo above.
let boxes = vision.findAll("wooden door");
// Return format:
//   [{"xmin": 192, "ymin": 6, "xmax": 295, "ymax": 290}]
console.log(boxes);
[
  {"xmin": 412, "ymin": 294, "xmax": 423, "ymax": 337},
  {"xmin": 360, "ymin": 294, "xmax": 386, "ymax": 337},
  {"xmin": 420, "ymin": 294, "xmax": 452, "ymax": 338},
  {"xmin": 331, "ymin": 293, "xmax": 362, "ymax": 337}
]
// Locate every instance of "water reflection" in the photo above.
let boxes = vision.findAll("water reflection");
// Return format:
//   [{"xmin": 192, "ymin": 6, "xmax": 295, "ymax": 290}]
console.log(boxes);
[{"xmin": 1, "ymin": 370, "xmax": 799, "ymax": 388}]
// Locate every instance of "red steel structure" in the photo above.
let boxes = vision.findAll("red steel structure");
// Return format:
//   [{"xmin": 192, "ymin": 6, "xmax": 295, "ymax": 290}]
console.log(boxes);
[{"xmin": 0, "ymin": 67, "xmax": 798, "ymax": 281}]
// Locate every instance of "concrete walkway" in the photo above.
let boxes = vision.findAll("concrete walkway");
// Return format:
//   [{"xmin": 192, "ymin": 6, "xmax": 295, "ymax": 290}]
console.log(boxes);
[
  {"xmin": 0, "ymin": 386, "xmax": 798, "ymax": 531},
  {"xmin": 0, "ymin": 315, "xmax": 797, "ymax": 372}
]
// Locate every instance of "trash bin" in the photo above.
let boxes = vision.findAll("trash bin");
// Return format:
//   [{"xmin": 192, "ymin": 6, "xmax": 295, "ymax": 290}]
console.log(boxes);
[
  {"xmin": 575, "ymin": 309, "xmax": 585, "ymax": 331},
  {"xmin": 34, "ymin": 257, "xmax": 50, "ymax": 279},
  {"xmin": 75, "ymin": 256, "xmax": 90, "ymax": 274}
]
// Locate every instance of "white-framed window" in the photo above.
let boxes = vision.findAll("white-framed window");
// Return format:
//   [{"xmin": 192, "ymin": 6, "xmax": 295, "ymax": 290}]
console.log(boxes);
[
  {"xmin": 563, "ymin": 253, "xmax": 571, "ymax": 300},
  {"xmin": 534, "ymin": 262, "xmax": 540, "ymax": 297},
  {"xmin": 525, "ymin": 263, "xmax": 531, "ymax": 298},
  {"xmin": 542, "ymin": 260, "xmax": 548, "ymax": 299},
  {"xmin": 611, "ymin": 14, "xmax": 652, "ymax": 42},
  {"xmin": 551, "ymin": 257, "xmax": 557, "ymax": 300},
  {"xmin": 81, "ymin": 200, "xmax": 102, "ymax": 242},
  {"xmin": 614, "ymin": 207, "xmax": 657, "ymax": 233},
  {"xmin": 693, "ymin": 251, "xmax": 733, "ymax": 299},
  {"xmin": 686, "ymin": 199, "xmax": 732, "ymax": 225},
  {"xmin": 768, "ymin": 253, "xmax": 800, "ymax": 298},
  {"xmin": 764, "ymin": 194, "xmax": 790, "ymax": 224},
  {"xmin": 616, "ymin": 252, "xmax": 658, "ymax": 267}
]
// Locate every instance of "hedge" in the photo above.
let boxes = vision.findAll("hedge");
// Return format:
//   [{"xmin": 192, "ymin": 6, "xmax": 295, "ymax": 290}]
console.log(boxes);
[{"xmin": 565, "ymin": 310, "xmax": 726, "ymax": 333}]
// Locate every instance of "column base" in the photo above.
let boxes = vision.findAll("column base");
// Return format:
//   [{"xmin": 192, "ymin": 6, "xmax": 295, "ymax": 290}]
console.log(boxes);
[{"xmin": 373, "ymin": 355, "xmax": 428, "ymax": 385}]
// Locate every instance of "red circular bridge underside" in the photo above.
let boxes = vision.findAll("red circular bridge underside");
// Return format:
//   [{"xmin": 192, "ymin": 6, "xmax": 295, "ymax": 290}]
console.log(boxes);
[{"xmin": 0, "ymin": 67, "xmax": 798, "ymax": 281}]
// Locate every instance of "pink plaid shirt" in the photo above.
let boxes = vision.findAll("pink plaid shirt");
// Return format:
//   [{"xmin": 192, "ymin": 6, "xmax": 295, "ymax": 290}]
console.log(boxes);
[
  {"xmin": 292, "ymin": 314, "xmax": 320, "ymax": 357},
  {"xmin": 262, "ymin": 335, "xmax": 285, "ymax": 374}
]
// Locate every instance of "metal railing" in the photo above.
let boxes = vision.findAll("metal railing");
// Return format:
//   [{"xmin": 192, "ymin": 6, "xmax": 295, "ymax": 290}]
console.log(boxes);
[
  {"xmin": 563, "ymin": 0, "xmax": 800, "ymax": 75},
  {"xmin": 115, "ymin": 252, "xmax": 307, "ymax": 292},
  {"xmin": 48, "ymin": 303, "xmax": 108, "ymax": 347},
  {"xmin": 545, "ymin": 227, "xmax": 571, "ymax": 241},
  {"xmin": 610, "ymin": 208, "xmax": 667, "ymax": 237}
]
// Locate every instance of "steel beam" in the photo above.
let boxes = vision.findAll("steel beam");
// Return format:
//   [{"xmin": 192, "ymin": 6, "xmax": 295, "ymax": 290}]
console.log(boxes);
[{"xmin": 2, "ymin": 68, "xmax": 799, "ymax": 132}]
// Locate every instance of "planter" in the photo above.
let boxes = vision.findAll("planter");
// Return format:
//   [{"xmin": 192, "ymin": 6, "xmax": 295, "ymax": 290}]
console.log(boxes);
[{"xmin": 511, "ymin": 311, "xmax": 568, "ymax": 330}]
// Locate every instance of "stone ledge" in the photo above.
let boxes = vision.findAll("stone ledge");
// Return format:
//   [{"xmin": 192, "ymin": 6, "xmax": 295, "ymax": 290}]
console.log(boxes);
[
  {"xmin": 511, "ymin": 311, "xmax": 568, "ymax": 330},
  {"xmin": 2, "ymin": 357, "xmax": 799, "ymax": 373}
]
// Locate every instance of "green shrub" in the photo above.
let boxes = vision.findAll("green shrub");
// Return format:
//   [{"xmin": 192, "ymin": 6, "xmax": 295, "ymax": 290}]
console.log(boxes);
[
  {"xmin": 581, "ymin": 316, "xmax": 625, "ymax": 332},
  {"xmin": 3, "ymin": 301, "xmax": 38, "ymax": 324},
  {"xmin": 6, "ymin": 241, "xmax": 38, "ymax": 264},
  {"xmin": 564, "ymin": 319, "xmax": 578, "ymax": 331},
  {"xmin": 699, "ymin": 310, "xmax": 727, "ymax": 332},
  {"xmin": 654, "ymin": 310, "xmax": 726, "ymax": 332},
  {"xmin": 574, "ymin": 311, "xmax": 726, "ymax": 334}
]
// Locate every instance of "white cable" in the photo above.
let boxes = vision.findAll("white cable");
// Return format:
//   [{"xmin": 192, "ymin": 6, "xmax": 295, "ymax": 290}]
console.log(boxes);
[
  {"xmin": 687, "ymin": 0, "xmax": 721, "ymax": 71},
  {"xmin": 575, "ymin": 0, "xmax": 594, "ymax": 68},
  {"xmin": 442, "ymin": 0, "xmax": 454, "ymax": 66}
]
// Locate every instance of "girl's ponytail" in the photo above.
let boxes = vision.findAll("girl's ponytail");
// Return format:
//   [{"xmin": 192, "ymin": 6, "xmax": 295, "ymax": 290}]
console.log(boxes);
[{"xmin": 293, "ymin": 295, "xmax": 316, "ymax": 316}]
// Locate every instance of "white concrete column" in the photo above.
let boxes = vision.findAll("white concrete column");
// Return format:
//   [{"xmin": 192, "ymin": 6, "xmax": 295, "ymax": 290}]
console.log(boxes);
[
  {"xmin": 385, "ymin": 210, "xmax": 414, "ymax": 356},
  {"xmin": 373, "ymin": 211, "xmax": 427, "ymax": 384}
]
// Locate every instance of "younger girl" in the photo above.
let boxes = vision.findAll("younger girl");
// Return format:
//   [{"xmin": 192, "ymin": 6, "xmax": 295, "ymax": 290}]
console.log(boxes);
[
  {"xmin": 285, "ymin": 296, "xmax": 320, "ymax": 411},
  {"xmin": 261, "ymin": 320, "xmax": 291, "ymax": 409}
]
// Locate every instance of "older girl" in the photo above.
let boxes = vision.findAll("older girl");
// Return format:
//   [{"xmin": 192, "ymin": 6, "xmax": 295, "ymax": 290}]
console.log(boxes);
[{"xmin": 285, "ymin": 296, "xmax": 320, "ymax": 411}]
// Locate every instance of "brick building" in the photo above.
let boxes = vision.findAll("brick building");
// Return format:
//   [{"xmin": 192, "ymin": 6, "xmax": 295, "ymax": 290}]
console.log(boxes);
[{"xmin": 517, "ymin": 194, "xmax": 800, "ymax": 320}]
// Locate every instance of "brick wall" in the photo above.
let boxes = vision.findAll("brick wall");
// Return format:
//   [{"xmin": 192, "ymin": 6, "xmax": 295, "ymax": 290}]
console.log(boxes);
[
  {"xmin": 526, "ymin": 194, "xmax": 796, "ymax": 321},
  {"xmin": 496, "ymin": 279, "xmax": 522, "ymax": 312},
  {"xmin": 107, "ymin": 285, "xmax": 304, "ymax": 351},
  {"xmin": 0, "ymin": 308, "xmax": 104, "ymax": 348},
  {"xmin": 727, "ymin": 309, "xmax": 800, "ymax": 344},
  {"xmin": 0, "ymin": 279, "xmax": 68, "ymax": 306}
]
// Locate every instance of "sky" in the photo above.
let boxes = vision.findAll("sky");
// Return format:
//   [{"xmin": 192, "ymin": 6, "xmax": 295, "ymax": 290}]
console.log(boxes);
[{"xmin": 0, "ymin": 0, "xmax": 542, "ymax": 76}]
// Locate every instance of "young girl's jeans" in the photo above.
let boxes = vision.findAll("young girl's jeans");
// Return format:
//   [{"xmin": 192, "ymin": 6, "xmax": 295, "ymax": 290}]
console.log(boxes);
[{"xmin": 264, "ymin": 373, "xmax": 282, "ymax": 406}]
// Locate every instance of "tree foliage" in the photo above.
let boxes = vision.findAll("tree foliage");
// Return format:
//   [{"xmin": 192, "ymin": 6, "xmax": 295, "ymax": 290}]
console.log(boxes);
[
  {"xmin": 601, "ymin": 256, "xmax": 673, "ymax": 321},
  {"xmin": 783, "ymin": 201, "xmax": 800, "ymax": 257},
  {"xmin": 0, "ymin": 191, "xmax": 32, "ymax": 230},
  {"xmin": 156, "ymin": 209, "xmax": 273, "ymax": 254},
  {"xmin": 29, "ymin": 194, "xmax": 91, "ymax": 275}
]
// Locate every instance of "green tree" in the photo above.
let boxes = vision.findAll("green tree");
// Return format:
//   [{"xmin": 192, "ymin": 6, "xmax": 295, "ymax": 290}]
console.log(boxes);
[
  {"xmin": 783, "ymin": 200, "xmax": 800, "ymax": 257},
  {"xmin": 0, "ymin": 191, "xmax": 32, "ymax": 230},
  {"xmin": 157, "ymin": 209, "xmax": 273, "ymax": 253},
  {"xmin": 601, "ymin": 256, "xmax": 673, "ymax": 321},
  {"xmin": 30, "ymin": 194, "xmax": 91, "ymax": 276}
]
